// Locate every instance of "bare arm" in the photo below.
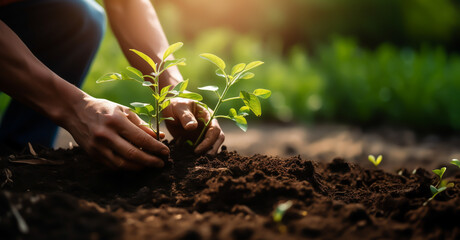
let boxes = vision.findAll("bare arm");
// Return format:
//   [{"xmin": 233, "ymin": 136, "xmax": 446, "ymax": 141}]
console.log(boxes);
[
  {"xmin": 104, "ymin": 0, "xmax": 182, "ymax": 89},
  {"xmin": 0, "ymin": 20, "xmax": 168, "ymax": 169}
]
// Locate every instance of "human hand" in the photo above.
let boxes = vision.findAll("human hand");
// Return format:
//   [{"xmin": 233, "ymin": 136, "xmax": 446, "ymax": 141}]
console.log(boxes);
[
  {"xmin": 64, "ymin": 96, "xmax": 169, "ymax": 170},
  {"xmin": 163, "ymin": 98, "xmax": 225, "ymax": 155}
]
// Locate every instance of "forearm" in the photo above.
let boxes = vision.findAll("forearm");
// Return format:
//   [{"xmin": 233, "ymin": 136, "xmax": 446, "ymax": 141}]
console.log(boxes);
[
  {"xmin": 104, "ymin": 0, "xmax": 183, "ymax": 89},
  {"xmin": 0, "ymin": 20, "xmax": 88, "ymax": 128}
]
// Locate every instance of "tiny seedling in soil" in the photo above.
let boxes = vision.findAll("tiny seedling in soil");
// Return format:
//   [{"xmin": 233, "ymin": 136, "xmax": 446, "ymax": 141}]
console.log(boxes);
[
  {"xmin": 273, "ymin": 200, "xmax": 293, "ymax": 223},
  {"xmin": 193, "ymin": 53, "xmax": 271, "ymax": 146},
  {"xmin": 451, "ymin": 159, "xmax": 460, "ymax": 168},
  {"xmin": 368, "ymin": 154, "xmax": 382, "ymax": 167},
  {"xmin": 423, "ymin": 166, "xmax": 455, "ymax": 206},
  {"xmin": 97, "ymin": 42, "xmax": 202, "ymax": 140}
]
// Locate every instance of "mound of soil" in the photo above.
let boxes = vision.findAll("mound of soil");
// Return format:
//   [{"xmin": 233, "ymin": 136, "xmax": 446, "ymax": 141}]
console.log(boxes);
[{"xmin": 0, "ymin": 144, "xmax": 459, "ymax": 240}]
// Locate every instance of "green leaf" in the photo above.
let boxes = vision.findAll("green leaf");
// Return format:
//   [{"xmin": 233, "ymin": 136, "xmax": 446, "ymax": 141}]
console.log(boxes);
[
  {"xmin": 200, "ymin": 53, "xmax": 226, "ymax": 71},
  {"xmin": 430, "ymin": 185, "xmax": 438, "ymax": 195},
  {"xmin": 164, "ymin": 58, "xmax": 186, "ymax": 70},
  {"xmin": 244, "ymin": 61, "xmax": 264, "ymax": 71},
  {"xmin": 171, "ymin": 79, "xmax": 189, "ymax": 94},
  {"xmin": 215, "ymin": 69, "xmax": 226, "ymax": 78},
  {"xmin": 451, "ymin": 159, "xmax": 460, "ymax": 168},
  {"xmin": 229, "ymin": 108, "xmax": 247, "ymax": 132},
  {"xmin": 122, "ymin": 67, "xmax": 144, "ymax": 82},
  {"xmin": 253, "ymin": 89, "xmax": 271, "ymax": 99},
  {"xmin": 240, "ymin": 91, "xmax": 261, "ymax": 116},
  {"xmin": 160, "ymin": 117, "xmax": 175, "ymax": 122},
  {"xmin": 238, "ymin": 106, "xmax": 250, "ymax": 116},
  {"xmin": 152, "ymin": 92, "xmax": 159, "ymax": 100},
  {"xmin": 432, "ymin": 167, "xmax": 446, "ymax": 179},
  {"xmin": 231, "ymin": 63, "xmax": 246, "ymax": 76},
  {"xmin": 239, "ymin": 72, "xmax": 255, "ymax": 80},
  {"xmin": 229, "ymin": 108, "xmax": 237, "ymax": 118},
  {"xmin": 368, "ymin": 154, "xmax": 382, "ymax": 167},
  {"xmin": 96, "ymin": 73, "xmax": 122, "ymax": 83},
  {"xmin": 163, "ymin": 42, "xmax": 183, "ymax": 61},
  {"xmin": 159, "ymin": 85, "xmax": 172, "ymax": 102},
  {"xmin": 142, "ymin": 81, "xmax": 154, "ymax": 87},
  {"xmin": 130, "ymin": 49, "xmax": 157, "ymax": 72},
  {"xmin": 160, "ymin": 100, "xmax": 171, "ymax": 110},
  {"xmin": 233, "ymin": 116, "xmax": 247, "ymax": 132},
  {"xmin": 179, "ymin": 91, "xmax": 203, "ymax": 101},
  {"xmin": 198, "ymin": 85, "xmax": 219, "ymax": 92},
  {"xmin": 130, "ymin": 102, "xmax": 151, "ymax": 108},
  {"xmin": 446, "ymin": 182, "xmax": 455, "ymax": 188}
]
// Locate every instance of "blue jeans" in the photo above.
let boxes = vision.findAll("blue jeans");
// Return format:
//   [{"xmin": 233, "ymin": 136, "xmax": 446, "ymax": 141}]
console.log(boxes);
[{"xmin": 0, "ymin": 0, "xmax": 106, "ymax": 150}]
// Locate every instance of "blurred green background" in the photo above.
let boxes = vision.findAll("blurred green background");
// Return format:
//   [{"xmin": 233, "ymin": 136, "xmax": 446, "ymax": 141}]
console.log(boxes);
[{"xmin": 4, "ymin": 0, "xmax": 460, "ymax": 132}]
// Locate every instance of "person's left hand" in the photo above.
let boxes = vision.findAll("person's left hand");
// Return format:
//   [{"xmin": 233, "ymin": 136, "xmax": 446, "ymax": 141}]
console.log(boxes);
[{"xmin": 163, "ymin": 98, "xmax": 225, "ymax": 155}]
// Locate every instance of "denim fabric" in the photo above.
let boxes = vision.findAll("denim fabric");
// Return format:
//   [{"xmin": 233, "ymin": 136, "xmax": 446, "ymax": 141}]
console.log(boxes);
[{"xmin": 0, "ymin": 0, "xmax": 106, "ymax": 149}]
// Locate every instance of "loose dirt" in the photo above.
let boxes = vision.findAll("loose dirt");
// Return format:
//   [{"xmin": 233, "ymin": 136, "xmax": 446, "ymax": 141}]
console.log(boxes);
[{"xmin": 1, "ymin": 130, "xmax": 459, "ymax": 239}]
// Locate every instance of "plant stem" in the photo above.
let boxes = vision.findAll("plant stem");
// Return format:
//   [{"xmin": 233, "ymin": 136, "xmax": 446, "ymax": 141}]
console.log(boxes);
[
  {"xmin": 194, "ymin": 83, "xmax": 231, "ymax": 147},
  {"xmin": 154, "ymin": 76, "xmax": 160, "ymax": 141}
]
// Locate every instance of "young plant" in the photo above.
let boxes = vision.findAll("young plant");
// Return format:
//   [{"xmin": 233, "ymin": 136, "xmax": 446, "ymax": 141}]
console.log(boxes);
[
  {"xmin": 273, "ymin": 200, "xmax": 293, "ymax": 223},
  {"xmin": 368, "ymin": 154, "xmax": 382, "ymax": 167},
  {"xmin": 423, "ymin": 167, "xmax": 455, "ymax": 206},
  {"xmin": 97, "ymin": 42, "xmax": 202, "ymax": 140},
  {"xmin": 451, "ymin": 159, "xmax": 460, "ymax": 168},
  {"xmin": 193, "ymin": 53, "xmax": 271, "ymax": 146}
]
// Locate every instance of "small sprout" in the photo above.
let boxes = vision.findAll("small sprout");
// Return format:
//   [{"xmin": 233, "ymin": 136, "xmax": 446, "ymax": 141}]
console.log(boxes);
[
  {"xmin": 368, "ymin": 154, "xmax": 383, "ymax": 167},
  {"xmin": 423, "ymin": 166, "xmax": 455, "ymax": 206},
  {"xmin": 451, "ymin": 159, "xmax": 460, "ymax": 168},
  {"xmin": 273, "ymin": 200, "xmax": 293, "ymax": 223}
]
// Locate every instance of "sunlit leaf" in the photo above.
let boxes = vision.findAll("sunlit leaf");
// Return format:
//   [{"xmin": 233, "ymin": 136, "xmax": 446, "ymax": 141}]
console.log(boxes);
[
  {"xmin": 240, "ymin": 72, "xmax": 255, "ymax": 80},
  {"xmin": 130, "ymin": 49, "xmax": 157, "ymax": 72},
  {"xmin": 233, "ymin": 115, "xmax": 247, "ymax": 132},
  {"xmin": 231, "ymin": 63, "xmax": 246, "ymax": 76},
  {"xmin": 238, "ymin": 106, "xmax": 250, "ymax": 116},
  {"xmin": 130, "ymin": 102, "xmax": 151, "ymax": 108},
  {"xmin": 253, "ymin": 89, "xmax": 271, "ymax": 99},
  {"xmin": 229, "ymin": 108, "xmax": 237, "ymax": 118},
  {"xmin": 179, "ymin": 91, "xmax": 203, "ymax": 101},
  {"xmin": 215, "ymin": 69, "xmax": 226, "ymax": 78},
  {"xmin": 200, "ymin": 53, "xmax": 226, "ymax": 71},
  {"xmin": 163, "ymin": 42, "xmax": 183, "ymax": 61},
  {"xmin": 142, "ymin": 81, "xmax": 154, "ymax": 87},
  {"xmin": 159, "ymin": 85, "xmax": 172, "ymax": 102},
  {"xmin": 160, "ymin": 117, "xmax": 175, "ymax": 122},
  {"xmin": 96, "ymin": 73, "xmax": 122, "ymax": 83},
  {"xmin": 244, "ymin": 61, "xmax": 264, "ymax": 71},
  {"xmin": 451, "ymin": 159, "xmax": 460, "ymax": 168},
  {"xmin": 432, "ymin": 167, "xmax": 446, "ymax": 179},
  {"xmin": 240, "ymin": 91, "xmax": 261, "ymax": 116},
  {"xmin": 164, "ymin": 58, "xmax": 186, "ymax": 70},
  {"xmin": 122, "ymin": 66, "xmax": 144, "ymax": 82},
  {"xmin": 160, "ymin": 100, "xmax": 171, "ymax": 110},
  {"xmin": 198, "ymin": 85, "xmax": 219, "ymax": 92}
]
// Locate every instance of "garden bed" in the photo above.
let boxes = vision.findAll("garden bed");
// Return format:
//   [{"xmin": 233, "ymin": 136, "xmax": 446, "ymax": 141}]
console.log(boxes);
[{"xmin": 0, "ymin": 140, "xmax": 459, "ymax": 240}]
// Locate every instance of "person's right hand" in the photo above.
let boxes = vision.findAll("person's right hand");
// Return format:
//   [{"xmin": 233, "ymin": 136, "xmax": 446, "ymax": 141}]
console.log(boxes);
[{"xmin": 63, "ymin": 96, "xmax": 169, "ymax": 170}]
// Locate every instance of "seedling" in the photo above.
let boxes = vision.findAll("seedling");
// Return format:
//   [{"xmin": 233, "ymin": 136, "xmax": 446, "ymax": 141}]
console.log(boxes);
[
  {"xmin": 273, "ymin": 200, "xmax": 293, "ymax": 223},
  {"xmin": 423, "ymin": 167, "xmax": 455, "ymax": 206},
  {"xmin": 97, "ymin": 42, "xmax": 202, "ymax": 140},
  {"xmin": 193, "ymin": 53, "xmax": 271, "ymax": 146},
  {"xmin": 368, "ymin": 154, "xmax": 382, "ymax": 167},
  {"xmin": 451, "ymin": 159, "xmax": 460, "ymax": 168}
]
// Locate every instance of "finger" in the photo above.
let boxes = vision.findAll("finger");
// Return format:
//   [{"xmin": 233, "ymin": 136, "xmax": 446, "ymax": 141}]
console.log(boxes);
[
  {"xmin": 173, "ymin": 101, "xmax": 198, "ymax": 130},
  {"xmin": 195, "ymin": 120, "xmax": 221, "ymax": 154},
  {"xmin": 119, "ymin": 111, "xmax": 170, "ymax": 156},
  {"xmin": 107, "ymin": 132, "xmax": 165, "ymax": 168},
  {"xmin": 124, "ymin": 110, "xmax": 157, "ymax": 137},
  {"xmin": 207, "ymin": 132, "xmax": 225, "ymax": 155},
  {"xmin": 90, "ymin": 145, "xmax": 144, "ymax": 171}
]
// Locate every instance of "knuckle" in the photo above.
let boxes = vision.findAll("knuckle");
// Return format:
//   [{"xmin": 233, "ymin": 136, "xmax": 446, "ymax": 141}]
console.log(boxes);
[
  {"xmin": 125, "ymin": 147, "xmax": 139, "ymax": 160},
  {"xmin": 103, "ymin": 113, "xmax": 122, "ymax": 127}
]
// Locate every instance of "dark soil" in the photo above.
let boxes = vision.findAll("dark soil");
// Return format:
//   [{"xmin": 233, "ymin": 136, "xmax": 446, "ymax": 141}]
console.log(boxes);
[{"xmin": 0, "ymin": 143, "xmax": 459, "ymax": 240}]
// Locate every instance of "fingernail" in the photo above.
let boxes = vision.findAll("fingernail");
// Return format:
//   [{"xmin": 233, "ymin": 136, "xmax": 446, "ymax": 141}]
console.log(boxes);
[
  {"xmin": 161, "ymin": 149, "xmax": 170, "ymax": 155},
  {"xmin": 186, "ymin": 121, "xmax": 196, "ymax": 127}
]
